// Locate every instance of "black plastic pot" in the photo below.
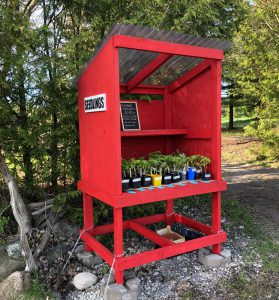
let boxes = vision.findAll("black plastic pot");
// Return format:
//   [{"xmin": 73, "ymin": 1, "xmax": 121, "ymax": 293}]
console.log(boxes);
[
  {"xmin": 141, "ymin": 175, "xmax": 152, "ymax": 187},
  {"xmin": 179, "ymin": 170, "xmax": 187, "ymax": 181},
  {"xmin": 122, "ymin": 178, "xmax": 130, "ymax": 191},
  {"xmin": 171, "ymin": 171, "xmax": 181, "ymax": 183},
  {"xmin": 130, "ymin": 176, "xmax": 141, "ymax": 188},
  {"xmin": 195, "ymin": 169, "xmax": 202, "ymax": 180},
  {"xmin": 202, "ymin": 172, "xmax": 211, "ymax": 181},
  {"xmin": 162, "ymin": 173, "xmax": 172, "ymax": 184}
]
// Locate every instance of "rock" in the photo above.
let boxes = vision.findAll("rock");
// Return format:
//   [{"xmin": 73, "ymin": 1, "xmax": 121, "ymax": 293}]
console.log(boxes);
[
  {"xmin": 220, "ymin": 249, "xmax": 232, "ymax": 264},
  {"xmin": 73, "ymin": 272, "xmax": 98, "ymax": 290},
  {"xmin": 0, "ymin": 271, "xmax": 30, "ymax": 300},
  {"xmin": 5, "ymin": 241, "xmax": 22, "ymax": 260},
  {"xmin": 0, "ymin": 252, "xmax": 25, "ymax": 282},
  {"xmin": 77, "ymin": 251, "xmax": 103, "ymax": 267},
  {"xmin": 74, "ymin": 244, "xmax": 85, "ymax": 254},
  {"xmin": 52, "ymin": 220, "xmax": 80, "ymax": 236},
  {"xmin": 203, "ymin": 254, "xmax": 224, "ymax": 268}
]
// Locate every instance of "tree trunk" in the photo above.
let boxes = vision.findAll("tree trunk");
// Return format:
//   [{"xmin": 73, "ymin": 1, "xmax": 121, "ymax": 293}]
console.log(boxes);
[
  {"xmin": 228, "ymin": 98, "xmax": 234, "ymax": 130},
  {"xmin": 0, "ymin": 149, "xmax": 37, "ymax": 272},
  {"xmin": 51, "ymin": 111, "xmax": 58, "ymax": 192}
]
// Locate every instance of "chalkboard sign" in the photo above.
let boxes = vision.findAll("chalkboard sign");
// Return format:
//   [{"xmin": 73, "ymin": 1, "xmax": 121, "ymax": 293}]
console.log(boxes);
[{"xmin": 120, "ymin": 102, "xmax": 141, "ymax": 130}]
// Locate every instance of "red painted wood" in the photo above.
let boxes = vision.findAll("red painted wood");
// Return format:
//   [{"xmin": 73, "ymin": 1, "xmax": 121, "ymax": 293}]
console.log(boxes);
[
  {"xmin": 129, "ymin": 221, "xmax": 174, "ymax": 246},
  {"xmin": 127, "ymin": 53, "xmax": 173, "ymax": 91},
  {"xmin": 92, "ymin": 214, "xmax": 165, "ymax": 236},
  {"xmin": 81, "ymin": 231, "xmax": 114, "ymax": 265},
  {"xmin": 167, "ymin": 59, "xmax": 212, "ymax": 93},
  {"xmin": 211, "ymin": 192, "xmax": 222, "ymax": 254},
  {"xmin": 116, "ymin": 232, "xmax": 227, "ymax": 271},
  {"xmin": 78, "ymin": 39, "xmax": 122, "ymax": 197},
  {"xmin": 113, "ymin": 35, "xmax": 224, "ymax": 59},
  {"xmin": 120, "ymin": 84, "xmax": 165, "ymax": 94},
  {"xmin": 83, "ymin": 193, "xmax": 94, "ymax": 251},
  {"xmin": 165, "ymin": 199, "xmax": 174, "ymax": 226},
  {"xmin": 114, "ymin": 207, "xmax": 124, "ymax": 284},
  {"xmin": 121, "ymin": 129, "xmax": 188, "ymax": 137},
  {"xmin": 119, "ymin": 180, "xmax": 227, "ymax": 208},
  {"xmin": 173, "ymin": 213, "xmax": 212, "ymax": 235}
]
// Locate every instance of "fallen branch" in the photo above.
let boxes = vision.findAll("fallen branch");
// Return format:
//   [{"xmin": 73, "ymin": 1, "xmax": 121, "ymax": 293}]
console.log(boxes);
[{"xmin": 0, "ymin": 149, "xmax": 37, "ymax": 271}]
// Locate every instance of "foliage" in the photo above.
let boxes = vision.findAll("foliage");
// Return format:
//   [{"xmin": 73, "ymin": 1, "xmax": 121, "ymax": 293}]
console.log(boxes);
[{"xmin": 229, "ymin": 0, "xmax": 279, "ymax": 160}]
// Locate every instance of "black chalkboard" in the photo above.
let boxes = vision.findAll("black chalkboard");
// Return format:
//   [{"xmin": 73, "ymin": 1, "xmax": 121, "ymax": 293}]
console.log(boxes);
[{"xmin": 120, "ymin": 102, "xmax": 141, "ymax": 130}]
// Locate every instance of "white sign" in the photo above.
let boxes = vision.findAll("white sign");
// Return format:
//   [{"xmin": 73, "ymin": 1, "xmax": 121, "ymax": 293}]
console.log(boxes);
[{"xmin": 84, "ymin": 93, "xmax": 106, "ymax": 113}]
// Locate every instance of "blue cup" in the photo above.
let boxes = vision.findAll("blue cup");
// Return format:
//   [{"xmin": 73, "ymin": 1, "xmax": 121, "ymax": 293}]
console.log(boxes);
[{"xmin": 187, "ymin": 167, "xmax": 196, "ymax": 180}]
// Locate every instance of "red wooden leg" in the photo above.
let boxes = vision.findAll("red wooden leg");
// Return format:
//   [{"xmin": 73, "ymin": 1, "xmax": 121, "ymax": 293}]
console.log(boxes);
[
  {"xmin": 114, "ymin": 207, "xmax": 124, "ymax": 284},
  {"xmin": 211, "ymin": 192, "xmax": 221, "ymax": 254},
  {"xmin": 165, "ymin": 199, "xmax": 174, "ymax": 226},
  {"xmin": 83, "ymin": 193, "xmax": 93, "ymax": 251}
]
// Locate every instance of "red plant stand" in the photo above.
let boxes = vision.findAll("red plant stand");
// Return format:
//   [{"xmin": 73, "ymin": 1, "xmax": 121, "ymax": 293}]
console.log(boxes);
[{"xmin": 76, "ymin": 24, "xmax": 229, "ymax": 284}]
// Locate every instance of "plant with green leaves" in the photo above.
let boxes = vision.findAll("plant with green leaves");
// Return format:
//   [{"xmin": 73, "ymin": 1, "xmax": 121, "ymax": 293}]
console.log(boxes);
[
  {"xmin": 122, "ymin": 159, "xmax": 130, "ymax": 178},
  {"xmin": 200, "ymin": 156, "xmax": 211, "ymax": 173}
]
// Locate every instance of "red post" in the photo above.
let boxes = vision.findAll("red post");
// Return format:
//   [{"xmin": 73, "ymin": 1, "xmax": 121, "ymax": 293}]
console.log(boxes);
[
  {"xmin": 83, "ymin": 193, "xmax": 93, "ymax": 251},
  {"xmin": 165, "ymin": 199, "xmax": 174, "ymax": 226},
  {"xmin": 211, "ymin": 192, "xmax": 221, "ymax": 254},
  {"xmin": 114, "ymin": 207, "xmax": 124, "ymax": 284}
]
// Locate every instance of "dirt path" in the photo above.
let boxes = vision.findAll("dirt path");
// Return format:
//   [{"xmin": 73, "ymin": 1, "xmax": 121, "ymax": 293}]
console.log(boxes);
[{"xmin": 222, "ymin": 136, "xmax": 279, "ymax": 236}]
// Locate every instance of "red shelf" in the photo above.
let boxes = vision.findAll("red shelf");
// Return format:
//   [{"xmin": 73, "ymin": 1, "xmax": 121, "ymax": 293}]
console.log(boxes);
[{"xmin": 121, "ymin": 129, "xmax": 188, "ymax": 137}]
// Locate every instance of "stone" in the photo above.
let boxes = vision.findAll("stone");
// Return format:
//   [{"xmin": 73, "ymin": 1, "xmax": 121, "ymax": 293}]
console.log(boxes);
[
  {"xmin": 73, "ymin": 272, "xmax": 98, "ymax": 290},
  {"xmin": 74, "ymin": 244, "xmax": 85, "ymax": 254},
  {"xmin": 105, "ymin": 283, "xmax": 129, "ymax": 300},
  {"xmin": 0, "ymin": 271, "xmax": 30, "ymax": 300},
  {"xmin": 197, "ymin": 248, "xmax": 211, "ymax": 265},
  {"xmin": 77, "ymin": 251, "xmax": 103, "ymax": 268},
  {"xmin": 52, "ymin": 220, "xmax": 80, "ymax": 236},
  {"xmin": 104, "ymin": 277, "xmax": 140, "ymax": 300},
  {"xmin": 124, "ymin": 270, "xmax": 136, "ymax": 281},
  {"xmin": 5, "ymin": 241, "xmax": 22, "ymax": 260},
  {"xmin": 220, "ymin": 249, "xmax": 232, "ymax": 263},
  {"xmin": 203, "ymin": 254, "xmax": 224, "ymax": 268},
  {"xmin": 0, "ymin": 251, "xmax": 25, "ymax": 282},
  {"xmin": 100, "ymin": 273, "xmax": 116, "ymax": 294}
]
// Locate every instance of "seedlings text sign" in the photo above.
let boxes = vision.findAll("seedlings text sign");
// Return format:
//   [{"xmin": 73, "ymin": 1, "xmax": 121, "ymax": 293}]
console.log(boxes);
[
  {"xmin": 84, "ymin": 93, "xmax": 106, "ymax": 112},
  {"xmin": 120, "ymin": 102, "xmax": 141, "ymax": 130}
]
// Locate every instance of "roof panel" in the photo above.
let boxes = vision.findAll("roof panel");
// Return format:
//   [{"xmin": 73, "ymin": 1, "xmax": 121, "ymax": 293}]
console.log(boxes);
[{"xmin": 76, "ymin": 23, "xmax": 231, "ymax": 84}]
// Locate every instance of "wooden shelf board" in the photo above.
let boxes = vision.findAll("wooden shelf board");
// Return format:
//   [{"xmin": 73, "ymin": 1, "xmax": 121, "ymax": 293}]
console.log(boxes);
[
  {"xmin": 121, "ymin": 129, "xmax": 188, "ymax": 137},
  {"xmin": 117, "ymin": 180, "xmax": 226, "ymax": 207}
]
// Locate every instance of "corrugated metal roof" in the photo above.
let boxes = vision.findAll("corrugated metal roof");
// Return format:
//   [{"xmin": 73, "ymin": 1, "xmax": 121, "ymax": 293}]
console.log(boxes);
[{"xmin": 76, "ymin": 23, "xmax": 231, "ymax": 86}]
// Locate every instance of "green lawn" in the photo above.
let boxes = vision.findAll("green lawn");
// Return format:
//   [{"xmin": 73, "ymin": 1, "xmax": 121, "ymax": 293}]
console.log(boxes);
[{"xmin": 221, "ymin": 116, "xmax": 252, "ymax": 130}]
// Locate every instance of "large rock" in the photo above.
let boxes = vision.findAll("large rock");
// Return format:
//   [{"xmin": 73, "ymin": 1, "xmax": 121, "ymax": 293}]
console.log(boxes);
[
  {"xmin": 6, "ymin": 241, "xmax": 23, "ymax": 260},
  {"xmin": 0, "ymin": 271, "xmax": 30, "ymax": 300},
  {"xmin": 0, "ymin": 251, "xmax": 25, "ymax": 282},
  {"xmin": 73, "ymin": 272, "xmax": 98, "ymax": 290}
]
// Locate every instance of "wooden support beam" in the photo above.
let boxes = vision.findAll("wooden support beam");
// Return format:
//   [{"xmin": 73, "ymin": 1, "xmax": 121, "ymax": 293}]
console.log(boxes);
[
  {"xmin": 114, "ymin": 35, "xmax": 224, "ymax": 60},
  {"xmin": 130, "ymin": 221, "xmax": 174, "ymax": 247},
  {"xmin": 92, "ymin": 213, "xmax": 165, "ymax": 236},
  {"xmin": 127, "ymin": 53, "xmax": 172, "ymax": 91},
  {"xmin": 120, "ymin": 84, "xmax": 165, "ymax": 95},
  {"xmin": 168, "ymin": 59, "xmax": 212, "ymax": 93},
  {"xmin": 81, "ymin": 231, "xmax": 115, "ymax": 265},
  {"xmin": 174, "ymin": 213, "xmax": 212, "ymax": 235}
]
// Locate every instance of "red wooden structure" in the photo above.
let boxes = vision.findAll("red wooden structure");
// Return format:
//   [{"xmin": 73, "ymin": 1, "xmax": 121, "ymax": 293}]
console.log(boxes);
[{"xmin": 76, "ymin": 24, "xmax": 229, "ymax": 284}]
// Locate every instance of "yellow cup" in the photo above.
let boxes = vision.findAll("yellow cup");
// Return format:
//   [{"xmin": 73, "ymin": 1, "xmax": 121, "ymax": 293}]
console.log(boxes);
[{"xmin": 149, "ymin": 174, "xmax": 162, "ymax": 186}]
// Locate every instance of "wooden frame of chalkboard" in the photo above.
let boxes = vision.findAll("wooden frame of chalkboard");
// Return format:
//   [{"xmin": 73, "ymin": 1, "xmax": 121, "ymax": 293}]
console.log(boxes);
[{"xmin": 120, "ymin": 101, "xmax": 141, "ymax": 131}]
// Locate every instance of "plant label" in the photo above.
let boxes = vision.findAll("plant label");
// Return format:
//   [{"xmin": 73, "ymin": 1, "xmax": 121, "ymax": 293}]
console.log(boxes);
[{"xmin": 84, "ymin": 93, "xmax": 106, "ymax": 112}]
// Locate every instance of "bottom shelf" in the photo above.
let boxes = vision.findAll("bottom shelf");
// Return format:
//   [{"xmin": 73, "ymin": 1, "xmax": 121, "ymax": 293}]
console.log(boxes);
[{"xmin": 81, "ymin": 212, "xmax": 227, "ymax": 284}]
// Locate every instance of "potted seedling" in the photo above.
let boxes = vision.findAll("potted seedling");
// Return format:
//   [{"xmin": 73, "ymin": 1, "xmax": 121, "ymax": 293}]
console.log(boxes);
[
  {"xmin": 162, "ymin": 155, "xmax": 172, "ymax": 184},
  {"xmin": 175, "ymin": 151, "xmax": 188, "ymax": 181},
  {"xmin": 170, "ymin": 155, "xmax": 181, "ymax": 183},
  {"xmin": 122, "ymin": 159, "xmax": 130, "ymax": 191},
  {"xmin": 129, "ymin": 158, "xmax": 142, "ymax": 188},
  {"xmin": 138, "ymin": 158, "xmax": 152, "ymax": 187},
  {"xmin": 192, "ymin": 155, "xmax": 204, "ymax": 180},
  {"xmin": 148, "ymin": 158, "xmax": 162, "ymax": 186},
  {"xmin": 200, "ymin": 156, "xmax": 211, "ymax": 181},
  {"xmin": 187, "ymin": 155, "xmax": 197, "ymax": 180}
]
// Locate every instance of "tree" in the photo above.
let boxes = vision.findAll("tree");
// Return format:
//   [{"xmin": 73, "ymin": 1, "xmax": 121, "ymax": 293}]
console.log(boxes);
[{"xmin": 231, "ymin": 0, "xmax": 279, "ymax": 158}]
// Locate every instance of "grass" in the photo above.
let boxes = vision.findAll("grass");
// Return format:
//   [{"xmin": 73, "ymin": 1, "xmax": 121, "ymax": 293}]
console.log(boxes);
[
  {"xmin": 19, "ymin": 272, "xmax": 55, "ymax": 300},
  {"xmin": 221, "ymin": 115, "xmax": 252, "ymax": 130}
]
